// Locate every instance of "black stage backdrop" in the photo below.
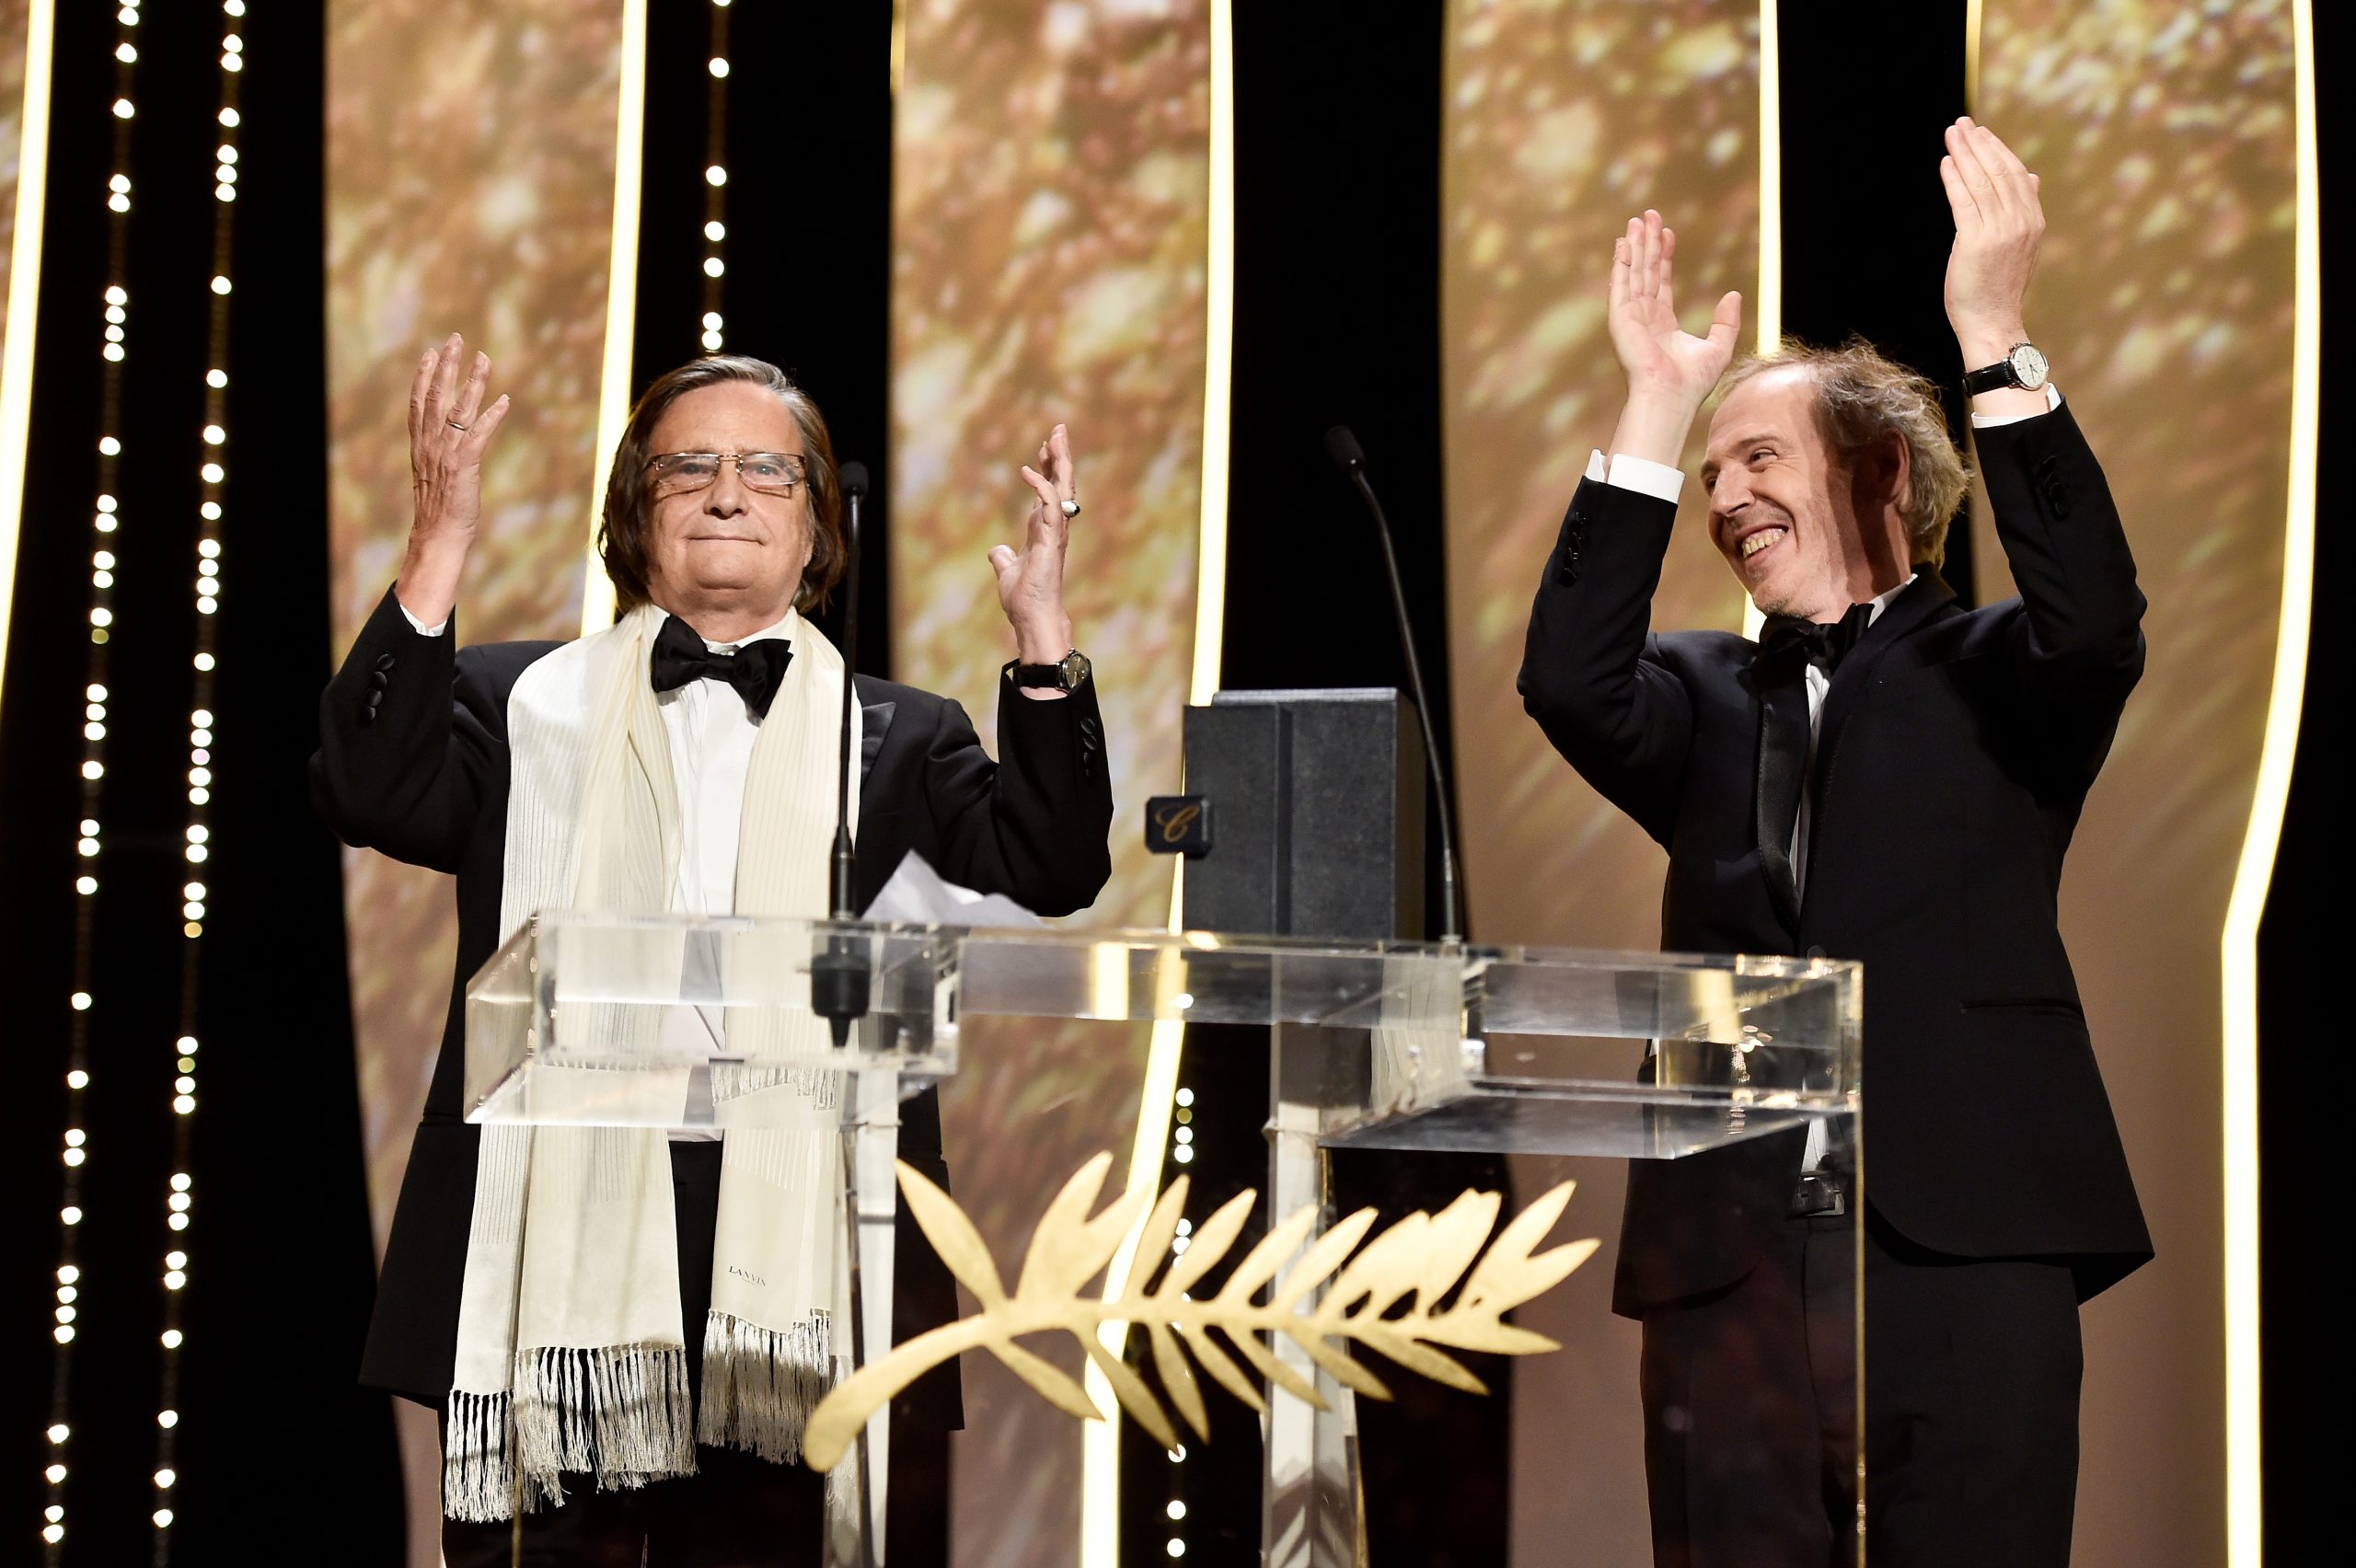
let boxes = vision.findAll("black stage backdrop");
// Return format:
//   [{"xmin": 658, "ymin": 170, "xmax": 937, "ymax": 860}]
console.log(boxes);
[
  {"xmin": 0, "ymin": 1, "xmax": 405, "ymax": 1562},
  {"xmin": 0, "ymin": 3, "xmax": 2339, "ymax": 1562}
]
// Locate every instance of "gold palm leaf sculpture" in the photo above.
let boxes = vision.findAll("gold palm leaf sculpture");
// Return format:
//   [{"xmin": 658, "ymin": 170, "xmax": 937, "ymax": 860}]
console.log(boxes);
[{"xmin": 802, "ymin": 1151, "xmax": 1600, "ymax": 1472}]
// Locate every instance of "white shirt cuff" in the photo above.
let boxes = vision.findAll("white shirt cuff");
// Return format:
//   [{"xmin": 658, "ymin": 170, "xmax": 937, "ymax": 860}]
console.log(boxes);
[
  {"xmin": 1970, "ymin": 383, "xmax": 2063, "ymax": 429},
  {"xmin": 397, "ymin": 599, "xmax": 449, "ymax": 638},
  {"xmin": 1584, "ymin": 448, "xmax": 1685, "ymax": 505}
]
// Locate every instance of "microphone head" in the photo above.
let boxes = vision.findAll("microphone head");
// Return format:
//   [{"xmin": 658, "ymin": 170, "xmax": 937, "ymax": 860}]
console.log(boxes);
[
  {"xmin": 839, "ymin": 460, "xmax": 871, "ymax": 500},
  {"xmin": 1322, "ymin": 425, "xmax": 1367, "ymax": 476}
]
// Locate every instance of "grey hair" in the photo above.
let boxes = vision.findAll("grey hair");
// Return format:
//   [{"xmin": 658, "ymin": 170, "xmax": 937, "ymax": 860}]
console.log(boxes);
[{"xmin": 1721, "ymin": 340, "xmax": 1971, "ymax": 566}]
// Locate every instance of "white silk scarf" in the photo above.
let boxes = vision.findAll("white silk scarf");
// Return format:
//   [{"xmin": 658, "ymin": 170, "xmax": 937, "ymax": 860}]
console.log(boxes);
[{"xmin": 442, "ymin": 603, "xmax": 860, "ymax": 1521}]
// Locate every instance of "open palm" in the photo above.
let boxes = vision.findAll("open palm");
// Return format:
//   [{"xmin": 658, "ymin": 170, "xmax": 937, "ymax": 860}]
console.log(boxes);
[{"xmin": 1607, "ymin": 211, "xmax": 1742, "ymax": 407}]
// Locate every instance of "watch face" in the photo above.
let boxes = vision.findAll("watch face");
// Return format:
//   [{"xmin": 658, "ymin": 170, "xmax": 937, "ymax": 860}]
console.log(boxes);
[
  {"xmin": 1059, "ymin": 650, "xmax": 1091, "ymax": 688},
  {"xmin": 2009, "ymin": 342, "xmax": 2050, "ymax": 390}
]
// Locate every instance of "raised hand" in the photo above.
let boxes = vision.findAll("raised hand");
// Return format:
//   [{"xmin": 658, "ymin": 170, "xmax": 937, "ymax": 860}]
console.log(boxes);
[
  {"xmin": 397, "ymin": 333, "xmax": 512, "ymax": 627},
  {"xmin": 988, "ymin": 423, "xmax": 1079, "ymax": 689},
  {"xmin": 1605, "ymin": 211, "xmax": 1742, "ymax": 466},
  {"xmin": 1937, "ymin": 117, "xmax": 2043, "ymax": 362}
]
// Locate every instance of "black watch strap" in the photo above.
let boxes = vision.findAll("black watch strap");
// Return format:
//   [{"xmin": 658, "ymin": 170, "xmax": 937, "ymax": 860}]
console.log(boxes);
[
  {"xmin": 1007, "ymin": 649, "xmax": 1091, "ymax": 690},
  {"xmin": 1963, "ymin": 359, "xmax": 2023, "ymax": 396}
]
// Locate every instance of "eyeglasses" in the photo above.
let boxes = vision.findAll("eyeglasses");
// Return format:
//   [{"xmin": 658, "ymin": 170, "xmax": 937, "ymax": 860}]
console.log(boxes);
[{"xmin": 646, "ymin": 451, "xmax": 808, "ymax": 497}]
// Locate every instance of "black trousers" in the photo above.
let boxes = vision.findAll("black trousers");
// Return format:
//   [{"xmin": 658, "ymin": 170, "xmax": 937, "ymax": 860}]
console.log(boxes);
[
  {"xmin": 442, "ymin": 1143, "xmax": 951, "ymax": 1568},
  {"xmin": 1639, "ymin": 1206, "xmax": 2081, "ymax": 1568}
]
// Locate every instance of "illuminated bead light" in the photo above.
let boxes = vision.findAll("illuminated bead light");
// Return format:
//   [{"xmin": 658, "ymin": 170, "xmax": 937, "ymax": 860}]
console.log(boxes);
[
  {"xmin": 145, "ymin": 10, "xmax": 248, "ymax": 1552},
  {"xmin": 701, "ymin": 0, "xmax": 732, "ymax": 352},
  {"xmin": 47, "ymin": 13, "xmax": 144, "ymax": 1555},
  {"xmin": 1166, "ymin": 1084, "xmax": 1195, "ymax": 1531}
]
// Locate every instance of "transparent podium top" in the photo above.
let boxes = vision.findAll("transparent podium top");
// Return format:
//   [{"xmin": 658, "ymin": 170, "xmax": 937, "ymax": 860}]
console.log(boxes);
[{"xmin": 466, "ymin": 913, "xmax": 1860, "ymax": 1154}]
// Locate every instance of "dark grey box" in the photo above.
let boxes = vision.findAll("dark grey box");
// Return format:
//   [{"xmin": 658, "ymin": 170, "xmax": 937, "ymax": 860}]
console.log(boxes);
[{"xmin": 1179, "ymin": 688, "xmax": 1426, "ymax": 940}]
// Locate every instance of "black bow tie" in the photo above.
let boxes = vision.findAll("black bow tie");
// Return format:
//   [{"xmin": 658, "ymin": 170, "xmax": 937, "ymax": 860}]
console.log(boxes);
[
  {"xmin": 1757, "ymin": 602, "xmax": 1876, "ymax": 674},
  {"xmin": 649, "ymin": 614, "xmax": 792, "ymax": 718}
]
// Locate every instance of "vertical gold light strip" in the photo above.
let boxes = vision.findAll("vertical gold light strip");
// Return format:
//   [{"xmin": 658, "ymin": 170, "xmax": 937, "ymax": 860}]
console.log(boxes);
[
  {"xmin": 2221, "ymin": 6, "xmax": 2314, "ymax": 1558},
  {"xmin": 0, "ymin": 0, "xmax": 53, "ymax": 724},
  {"xmin": 1081, "ymin": 8, "xmax": 1233, "ymax": 1557},
  {"xmin": 1745, "ymin": 0, "xmax": 1780, "ymax": 640},
  {"xmin": 581, "ymin": 0, "xmax": 647, "ymax": 637},
  {"xmin": 1964, "ymin": 0, "xmax": 1986, "ymax": 110},
  {"xmin": 1186, "ymin": 0, "xmax": 1234, "ymax": 719},
  {"xmin": 1755, "ymin": 0, "xmax": 1781, "ymax": 357}
]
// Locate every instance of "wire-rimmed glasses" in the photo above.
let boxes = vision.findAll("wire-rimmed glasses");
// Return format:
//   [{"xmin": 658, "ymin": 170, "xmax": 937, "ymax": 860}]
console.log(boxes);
[{"xmin": 647, "ymin": 451, "xmax": 808, "ymax": 497}]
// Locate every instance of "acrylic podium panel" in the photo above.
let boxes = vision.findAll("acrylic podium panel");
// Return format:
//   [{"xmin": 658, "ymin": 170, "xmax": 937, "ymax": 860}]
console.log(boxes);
[{"xmin": 466, "ymin": 915, "xmax": 1862, "ymax": 1567}]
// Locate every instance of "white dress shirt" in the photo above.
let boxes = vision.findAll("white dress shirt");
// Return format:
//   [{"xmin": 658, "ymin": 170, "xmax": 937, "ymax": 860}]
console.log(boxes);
[{"xmin": 399, "ymin": 600, "xmax": 797, "ymax": 1139}]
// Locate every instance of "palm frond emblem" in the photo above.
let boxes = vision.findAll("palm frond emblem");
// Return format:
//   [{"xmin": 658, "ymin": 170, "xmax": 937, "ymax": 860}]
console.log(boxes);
[{"xmin": 803, "ymin": 1152, "xmax": 1598, "ymax": 1471}]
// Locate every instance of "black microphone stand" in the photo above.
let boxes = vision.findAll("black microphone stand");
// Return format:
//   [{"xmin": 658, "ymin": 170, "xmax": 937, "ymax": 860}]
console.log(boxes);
[
  {"xmin": 812, "ymin": 462, "xmax": 871, "ymax": 1042},
  {"xmin": 1324, "ymin": 425, "xmax": 1464, "ymax": 944},
  {"xmin": 814, "ymin": 461, "xmax": 883, "ymax": 1568}
]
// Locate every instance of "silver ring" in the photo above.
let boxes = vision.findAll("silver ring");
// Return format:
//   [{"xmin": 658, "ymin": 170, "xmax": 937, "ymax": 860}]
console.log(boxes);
[
  {"xmin": 1059, "ymin": 499, "xmax": 1080, "ymax": 518},
  {"xmin": 447, "ymin": 420, "xmax": 468, "ymax": 432}
]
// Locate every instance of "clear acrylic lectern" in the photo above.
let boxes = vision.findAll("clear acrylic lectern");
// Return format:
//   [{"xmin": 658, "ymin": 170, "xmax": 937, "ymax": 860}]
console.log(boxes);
[{"xmin": 468, "ymin": 914, "xmax": 1862, "ymax": 1567}]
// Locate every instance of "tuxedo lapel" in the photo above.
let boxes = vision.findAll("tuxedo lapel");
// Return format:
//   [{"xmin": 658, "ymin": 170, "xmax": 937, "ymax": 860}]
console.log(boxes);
[{"xmin": 859, "ymin": 700, "xmax": 895, "ymax": 788}]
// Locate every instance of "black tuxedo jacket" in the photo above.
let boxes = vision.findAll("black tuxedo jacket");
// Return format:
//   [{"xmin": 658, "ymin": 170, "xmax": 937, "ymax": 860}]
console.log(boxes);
[
  {"xmin": 1519, "ymin": 402, "xmax": 2152, "ymax": 1312},
  {"xmin": 311, "ymin": 585, "xmax": 1114, "ymax": 1420}
]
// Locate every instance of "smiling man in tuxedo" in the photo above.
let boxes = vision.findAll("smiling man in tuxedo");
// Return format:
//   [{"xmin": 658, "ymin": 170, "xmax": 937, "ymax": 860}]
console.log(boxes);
[{"xmin": 1519, "ymin": 120, "xmax": 2151, "ymax": 1566}]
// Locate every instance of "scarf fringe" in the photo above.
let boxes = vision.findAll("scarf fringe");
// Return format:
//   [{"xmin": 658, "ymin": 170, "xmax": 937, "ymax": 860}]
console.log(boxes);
[
  {"xmin": 698, "ymin": 1309, "xmax": 834, "ymax": 1462},
  {"xmin": 446, "ymin": 1346, "xmax": 698, "ymax": 1521},
  {"xmin": 442, "ymin": 1389, "xmax": 523, "ymax": 1523}
]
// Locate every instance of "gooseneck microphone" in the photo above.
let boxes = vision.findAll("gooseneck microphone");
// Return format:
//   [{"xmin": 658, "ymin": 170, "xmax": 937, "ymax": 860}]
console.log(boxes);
[
  {"xmin": 830, "ymin": 462, "xmax": 867, "ymax": 919},
  {"xmin": 814, "ymin": 460, "xmax": 872, "ymax": 1045},
  {"xmin": 1323, "ymin": 425, "xmax": 1464, "ymax": 944}
]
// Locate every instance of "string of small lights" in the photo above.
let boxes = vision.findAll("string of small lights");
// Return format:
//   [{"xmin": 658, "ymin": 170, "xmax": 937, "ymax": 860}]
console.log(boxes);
[
  {"xmin": 699, "ymin": 0, "xmax": 731, "ymax": 352},
  {"xmin": 42, "ymin": 3, "xmax": 144, "ymax": 1558},
  {"xmin": 1166, "ymin": 1083, "xmax": 1195, "ymax": 1557},
  {"xmin": 144, "ymin": 2, "xmax": 248, "ymax": 1553}
]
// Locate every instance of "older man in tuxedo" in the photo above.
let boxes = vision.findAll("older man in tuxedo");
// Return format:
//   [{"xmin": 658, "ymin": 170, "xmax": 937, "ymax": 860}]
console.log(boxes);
[
  {"xmin": 1519, "ymin": 119, "xmax": 2150, "ymax": 1566},
  {"xmin": 315, "ymin": 344, "xmax": 1112, "ymax": 1564}
]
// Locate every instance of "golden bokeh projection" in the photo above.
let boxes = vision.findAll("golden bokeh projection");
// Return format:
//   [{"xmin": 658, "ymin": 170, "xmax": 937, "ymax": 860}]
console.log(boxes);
[
  {"xmin": 892, "ymin": 4, "xmax": 1213, "ymax": 1559},
  {"xmin": 0, "ymin": 0, "xmax": 26, "ymax": 317},
  {"xmin": 1440, "ymin": 7, "xmax": 1759, "ymax": 1560},
  {"xmin": 891, "ymin": 0, "xmax": 1209, "ymax": 933},
  {"xmin": 325, "ymin": 0, "xmax": 623, "ymax": 1250},
  {"xmin": 1440, "ymin": 0, "xmax": 1761, "ymax": 954},
  {"xmin": 1973, "ymin": 5, "xmax": 2297, "ymax": 1562},
  {"xmin": 324, "ymin": 4, "xmax": 627, "ymax": 1556},
  {"xmin": 803, "ymin": 1156, "xmax": 1594, "ymax": 1473}
]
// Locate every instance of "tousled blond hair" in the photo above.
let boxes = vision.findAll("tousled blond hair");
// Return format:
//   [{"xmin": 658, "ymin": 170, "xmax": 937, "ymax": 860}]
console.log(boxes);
[{"xmin": 1722, "ymin": 340, "xmax": 1970, "ymax": 566}]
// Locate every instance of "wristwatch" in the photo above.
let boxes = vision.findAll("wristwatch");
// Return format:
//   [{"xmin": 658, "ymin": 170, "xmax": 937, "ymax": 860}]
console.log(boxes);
[
  {"xmin": 1007, "ymin": 648, "xmax": 1091, "ymax": 690},
  {"xmin": 1963, "ymin": 341, "xmax": 2050, "ymax": 396}
]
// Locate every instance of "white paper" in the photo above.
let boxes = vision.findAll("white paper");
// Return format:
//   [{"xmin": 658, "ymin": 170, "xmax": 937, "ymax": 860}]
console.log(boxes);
[{"xmin": 859, "ymin": 849, "xmax": 1043, "ymax": 929}]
